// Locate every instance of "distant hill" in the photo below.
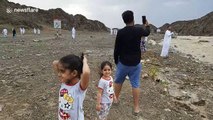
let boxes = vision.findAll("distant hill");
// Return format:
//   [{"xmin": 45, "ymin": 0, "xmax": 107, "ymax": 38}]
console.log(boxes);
[
  {"xmin": 160, "ymin": 11, "xmax": 213, "ymax": 36},
  {"xmin": 0, "ymin": 0, "xmax": 108, "ymax": 31},
  {"xmin": 135, "ymin": 24, "xmax": 157, "ymax": 33}
]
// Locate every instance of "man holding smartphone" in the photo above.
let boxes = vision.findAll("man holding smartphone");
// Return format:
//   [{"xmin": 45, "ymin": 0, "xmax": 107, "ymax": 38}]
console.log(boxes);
[{"xmin": 114, "ymin": 10, "xmax": 150, "ymax": 115}]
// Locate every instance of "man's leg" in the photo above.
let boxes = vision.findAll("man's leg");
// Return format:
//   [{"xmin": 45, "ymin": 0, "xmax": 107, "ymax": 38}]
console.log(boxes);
[
  {"xmin": 129, "ymin": 63, "xmax": 142, "ymax": 113},
  {"xmin": 114, "ymin": 62, "xmax": 127, "ymax": 102},
  {"xmin": 132, "ymin": 88, "xmax": 140, "ymax": 112},
  {"xmin": 114, "ymin": 83, "xmax": 123, "ymax": 101}
]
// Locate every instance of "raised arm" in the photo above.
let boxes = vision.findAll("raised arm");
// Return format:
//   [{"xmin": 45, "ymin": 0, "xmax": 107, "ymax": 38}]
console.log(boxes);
[
  {"xmin": 165, "ymin": 30, "xmax": 174, "ymax": 37},
  {"xmin": 143, "ymin": 26, "xmax": 150, "ymax": 36},
  {"xmin": 80, "ymin": 55, "xmax": 90, "ymax": 90},
  {"xmin": 140, "ymin": 20, "xmax": 150, "ymax": 37}
]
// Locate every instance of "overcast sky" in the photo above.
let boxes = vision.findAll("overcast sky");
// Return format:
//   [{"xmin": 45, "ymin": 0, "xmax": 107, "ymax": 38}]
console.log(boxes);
[{"xmin": 8, "ymin": 0, "xmax": 213, "ymax": 28}]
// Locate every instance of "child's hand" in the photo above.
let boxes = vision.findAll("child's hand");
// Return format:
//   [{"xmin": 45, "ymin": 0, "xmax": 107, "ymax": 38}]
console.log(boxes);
[
  {"xmin": 53, "ymin": 60, "xmax": 59, "ymax": 72},
  {"xmin": 96, "ymin": 104, "xmax": 101, "ymax": 111},
  {"xmin": 82, "ymin": 54, "xmax": 87, "ymax": 63},
  {"xmin": 53, "ymin": 60, "xmax": 63, "ymax": 82}
]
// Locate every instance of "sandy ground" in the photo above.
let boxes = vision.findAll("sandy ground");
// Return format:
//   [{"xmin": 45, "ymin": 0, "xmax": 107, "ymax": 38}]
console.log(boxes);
[
  {"xmin": 0, "ymin": 31, "xmax": 213, "ymax": 120},
  {"xmin": 170, "ymin": 36, "xmax": 213, "ymax": 64}
]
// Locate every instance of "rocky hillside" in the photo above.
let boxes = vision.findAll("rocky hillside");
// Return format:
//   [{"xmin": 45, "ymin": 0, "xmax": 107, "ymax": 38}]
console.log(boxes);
[
  {"xmin": 160, "ymin": 11, "xmax": 213, "ymax": 36},
  {"xmin": 0, "ymin": 0, "xmax": 108, "ymax": 31}
]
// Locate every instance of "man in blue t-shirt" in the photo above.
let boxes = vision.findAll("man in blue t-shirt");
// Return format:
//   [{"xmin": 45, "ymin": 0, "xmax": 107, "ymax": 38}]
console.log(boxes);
[{"xmin": 113, "ymin": 10, "xmax": 150, "ymax": 115}]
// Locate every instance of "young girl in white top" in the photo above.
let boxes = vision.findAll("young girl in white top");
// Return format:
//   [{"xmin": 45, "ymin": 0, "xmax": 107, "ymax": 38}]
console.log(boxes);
[
  {"xmin": 96, "ymin": 61, "xmax": 117, "ymax": 120},
  {"xmin": 53, "ymin": 54, "xmax": 90, "ymax": 120}
]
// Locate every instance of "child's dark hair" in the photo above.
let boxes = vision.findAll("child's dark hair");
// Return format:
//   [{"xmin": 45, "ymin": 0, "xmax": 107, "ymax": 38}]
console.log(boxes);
[
  {"xmin": 59, "ymin": 54, "xmax": 83, "ymax": 78},
  {"xmin": 99, "ymin": 61, "xmax": 112, "ymax": 78},
  {"xmin": 122, "ymin": 10, "xmax": 134, "ymax": 24}
]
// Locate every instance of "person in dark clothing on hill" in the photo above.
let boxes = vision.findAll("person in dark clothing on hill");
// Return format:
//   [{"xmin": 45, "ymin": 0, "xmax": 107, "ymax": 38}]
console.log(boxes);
[
  {"xmin": 12, "ymin": 28, "xmax": 16, "ymax": 39},
  {"xmin": 113, "ymin": 10, "xmax": 150, "ymax": 115}
]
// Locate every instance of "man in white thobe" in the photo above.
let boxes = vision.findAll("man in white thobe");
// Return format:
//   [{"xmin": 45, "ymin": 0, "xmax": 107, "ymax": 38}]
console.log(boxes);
[
  {"xmin": 2, "ymin": 28, "xmax": 8, "ymax": 37},
  {"xmin": 110, "ymin": 28, "xmax": 113, "ymax": 35},
  {"xmin": 71, "ymin": 27, "xmax": 76, "ymax": 39},
  {"xmin": 22, "ymin": 28, "xmax": 25, "ymax": 35},
  {"xmin": 20, "ymin": 27, "xmax": 23, "ymax": 35},
  {"xmin": 37, "ymin": 28, "xmax": 40, "ymax": 35},
  {"xmin": 160, "ymin": 26, "xmax": 174, "ymax": 57},
  {"xmin": 33, "ymin": 28, "xmax": 37, "ymax": 34}
]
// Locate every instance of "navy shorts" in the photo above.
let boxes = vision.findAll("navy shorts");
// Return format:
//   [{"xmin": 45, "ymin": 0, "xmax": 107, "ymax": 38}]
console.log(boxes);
[{"xmin": 114, "ymin": 62, "xmax": 142, "ymax": 88}]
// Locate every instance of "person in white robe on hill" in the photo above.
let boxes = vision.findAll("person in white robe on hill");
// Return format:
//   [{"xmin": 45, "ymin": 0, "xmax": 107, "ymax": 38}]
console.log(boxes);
[
  {"xmin": 71, "ymin": 27, "xmax": 76, "ymax": 39},
  {"xmin": 160, "ymin": 26, "xmax": 174, "ymax": 58}
]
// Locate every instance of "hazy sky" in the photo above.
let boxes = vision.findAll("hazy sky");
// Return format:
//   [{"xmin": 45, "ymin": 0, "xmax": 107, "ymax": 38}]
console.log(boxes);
[{"xmin": 8, "ymin": 0, "xmax": 213, "ymax": 28}]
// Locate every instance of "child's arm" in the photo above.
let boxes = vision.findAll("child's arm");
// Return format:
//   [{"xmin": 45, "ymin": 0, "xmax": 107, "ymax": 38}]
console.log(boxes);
[
  {"xmin": 80, "ymin": 55, "xmax": 90, "ymax": 90},
  {"xmin": 96, "ymin": 88, "xmax": 103, "ymax": 111}
]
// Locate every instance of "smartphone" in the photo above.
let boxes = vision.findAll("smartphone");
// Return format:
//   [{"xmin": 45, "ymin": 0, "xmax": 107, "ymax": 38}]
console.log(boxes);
[{"xmin": 142, "ymin": 16, "xmax": 146, "ymax": 24}]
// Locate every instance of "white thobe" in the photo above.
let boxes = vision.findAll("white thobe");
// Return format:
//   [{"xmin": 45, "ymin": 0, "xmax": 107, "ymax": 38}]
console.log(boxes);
[
  {"xmin": 20, "ymin": 28, "xmax": 23, "ymax": 35},
  {"xmin": 160, "ymin": 30, "xmax": 173, "ymax": 57},
  {"xmin": 22, "ymin": 28, "xmax": 25, "ymax": 35},
  {"xmin": 72, "ymin": 27, "xmax": 76, "ymax": 39},
  {"xmin": 37, "ymin": 29, "xmax": 40, "ymax": 35},
  {"xmin": 34, "ymin": 28, "xmax": 37, "ymax": 34},
  {"xmin": 2, "ymin": 29, "xmax": 8, "ymax": 37}
]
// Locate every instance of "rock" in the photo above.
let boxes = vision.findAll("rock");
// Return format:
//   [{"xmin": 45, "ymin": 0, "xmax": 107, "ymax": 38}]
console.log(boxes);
[
  {"xmin": 181, "ymin": 91, "xmax": 187, "ymax": 94},
  {"xmin": 164, "ymin": 108, "xmax": 171, "ymax": 112},
  {"xmin": 30, "ymin": 73, "xmax": 35, "ymax": 76},
  {"xmin": 201, "ymin": 114, "xmax": 206, "ymax": 118},
  {"xmin": 142, "ymin": 73, "xmax": 149, "ymax": 79},
  {"xmin": 13, "ymin": 82, "xmax": 20, "ymax": 87},
  {"xmin": 192, "ymin": 99, "xmax": 206, "ymax": 106},
  {"xmin": 163, "ymin": 67, "xmax": 170, "ymax": 73},
  {"xmin": 1, "ymin": 80, "xmax": 6, "ymax": 85},
  {"xmin": 198, "ymin": 40, "xmax": 209, "ymax": 43},
  {"xmin": 140, "ymin": 60, "xmax": 145, "ymax": 63},
  {"xmin": 33, "ymin": 39, "xmax": 41, "ymax": 42},
  {"xmin": 0, "ymin": 104, "xmax": 4, "ymax": 112},
  {"xmin": 146, "ymin": 59, "xmax": 150, "ymax": 62},
  {"xmin": 202, "ymin": 55, "xmax": 205, "ymax": 58},
  {"xmin": 36, "ymin": 54, "xmax": 42, "ymax": 56},
  {"xmin": 174, "ymin": 45, "xmax": 178, "ymax": 48},
  {"xmin": 85, "ymin": 50, "xmax": 93, "ymax": 54},
  {"xmin": 174, "ymin": 101, "xmax": 194, "ymax": 111},
  {"xmin": 148, "ymin": 39, "xmax": 156, "ymax": 45},
  {"xmin": 183, "ymin": 38, "xmax": 192, "ymax": 40},
  {"xmin": 163, "ymin": 88, "xmax": 168, "ymax": 92},
  {"xmin": 41, "ymin": 96, "xmax": 47, "ymax": 101},
  {"xmin": 186, "ymin": 54, "xmax": 193, "ymax": 58},
  {"xmin": 2, "ymin": 56, "xmax": 6, "ymax": 60},
  {"xmin": 155, "ymin": 78, "xmax": 161, "ymax": 82}
]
